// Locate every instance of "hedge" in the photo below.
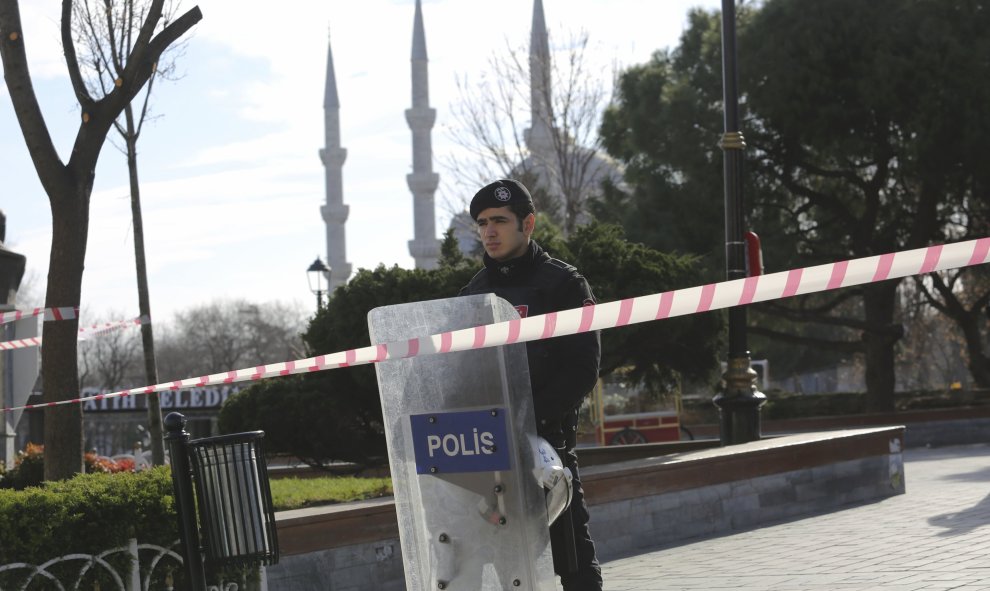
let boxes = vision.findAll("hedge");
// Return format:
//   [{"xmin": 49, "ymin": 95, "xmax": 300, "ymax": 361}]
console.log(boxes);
[{"xmin": 0, "ymin": 467, "xmax": 177, "ymax": 565}]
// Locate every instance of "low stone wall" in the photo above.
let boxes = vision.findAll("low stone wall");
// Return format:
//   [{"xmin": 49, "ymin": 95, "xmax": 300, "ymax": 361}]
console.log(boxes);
[
  {"xmin": 267, "ymin": 426, "xmax": 904, "ymax": 590},
  {"xmin": 581, "ymin": 427, "xmax": 904, "ymax": 559},
  {"xmin": 686, "ymin": 406, "xmax": 990, "ymax": 448},
  {"xmin": 900, "ymin": 416, "xmax": 990, "ymax": 448}
]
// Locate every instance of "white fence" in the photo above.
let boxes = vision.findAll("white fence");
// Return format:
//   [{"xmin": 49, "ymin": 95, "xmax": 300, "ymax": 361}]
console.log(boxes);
[{"xmin": 0, "ymin": 538, "xmax": 260, "ymax": 591}]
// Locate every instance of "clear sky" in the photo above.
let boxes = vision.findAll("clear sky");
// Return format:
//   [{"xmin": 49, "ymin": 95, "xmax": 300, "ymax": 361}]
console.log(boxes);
[{"xmin": 1, "ymin": 0, "xmax": 722, "ymax": 325}]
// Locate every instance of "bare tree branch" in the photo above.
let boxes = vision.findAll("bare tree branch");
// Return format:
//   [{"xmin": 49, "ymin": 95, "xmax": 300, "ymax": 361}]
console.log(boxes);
[
  {"xmin": 442, "ymin": 27, "xmax": 618, "ymax": 234},
  {"xmin": 0, "ymin": 4, "xmax": 69, "ymax": 197},
  {"xmin": 61, "ymin": 0, "xmax": 94, "ymax": 108}
]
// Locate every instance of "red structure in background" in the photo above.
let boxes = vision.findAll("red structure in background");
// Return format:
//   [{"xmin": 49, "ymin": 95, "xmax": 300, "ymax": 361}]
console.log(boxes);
[
  {"xmin": 586, "ymin": 381, "xmax": 683, "ymax": 446},
  {"xmin": 597, "ymin": 410, "xmax": 681, "ymax": 445}
]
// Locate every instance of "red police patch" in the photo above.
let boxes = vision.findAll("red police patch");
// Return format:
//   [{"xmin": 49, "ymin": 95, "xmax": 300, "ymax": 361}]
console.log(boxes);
[{"xmin": 515, "ymin": 305, "xmax": 529, "ymax": 318}]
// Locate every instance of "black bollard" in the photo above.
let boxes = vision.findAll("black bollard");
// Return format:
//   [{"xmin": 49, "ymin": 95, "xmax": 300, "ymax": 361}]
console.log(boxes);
[{"xmin": 164, "ymin": 412, "xmax": 208, "ymax": 591}]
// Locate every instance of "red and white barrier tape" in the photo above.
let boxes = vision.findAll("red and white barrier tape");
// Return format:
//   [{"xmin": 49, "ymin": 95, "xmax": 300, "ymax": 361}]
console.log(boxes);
[
  {"xmin": 77, "ymin": 316, "xmax": 148, "ymax": 341},
  {"xmin": 0, "ymin": 336, "xmax": 42, "ymax": 351},
  {"xmin": 0, "ymin": 306, "xmax": 79, "ymax": 326},
  {"xmin": 0, "ymin": 316, "xmax": 146, "ymax": 350},
  {"xmin": 5, "ymin": 237, "xmax": 988, "ymax": 413}
]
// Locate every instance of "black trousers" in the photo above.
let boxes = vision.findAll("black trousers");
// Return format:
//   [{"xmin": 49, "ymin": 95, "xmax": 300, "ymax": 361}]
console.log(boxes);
[{"xmin": 550, "ymin": 450, "xmax": 603, "ymax": 591}]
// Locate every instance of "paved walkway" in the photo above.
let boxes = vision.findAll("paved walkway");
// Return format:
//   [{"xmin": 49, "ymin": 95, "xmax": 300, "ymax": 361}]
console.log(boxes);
[{"xmin": 600, "ymin": 443, "xmax": 990, "ymax": 591}]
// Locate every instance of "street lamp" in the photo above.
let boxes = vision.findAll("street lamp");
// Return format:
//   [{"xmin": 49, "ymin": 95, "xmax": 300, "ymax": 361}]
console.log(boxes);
[
  {"xmin": 712, "ymin": 0, "xmax": 766, "ymax": 445},
  {"xmin": 306, "ymin": 257, "xmax": 331, "ymax": 311}
]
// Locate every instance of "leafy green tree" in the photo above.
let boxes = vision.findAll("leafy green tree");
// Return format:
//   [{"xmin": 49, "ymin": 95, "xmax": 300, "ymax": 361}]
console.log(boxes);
[
  {"xmin": 438, "ymin": 228, "xmax": 469, "ymax": 269},
  {"xmin": 595, "ymin": 8, "xmax": 731, "ymax": 277},
  {"xmin": 741, "ymin": 0, "xmax": 990, "ymax": 409},
  {"xmin": 567, "ymin": 222, "xmax": 722, "ymax": 393},
  {"xmin": 599, "ymin": 0, "xmax": 990, "ymax": 411},
  {"xmin": 595, "ymin": 6, "xmax": 845, "ymax": 386}
]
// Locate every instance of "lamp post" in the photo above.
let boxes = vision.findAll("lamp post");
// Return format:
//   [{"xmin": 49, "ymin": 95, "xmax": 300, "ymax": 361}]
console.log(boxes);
[
  {"xmin": 712, "ymin": 0, "xmax": 766, "ymax": 445},
  {"xmin": 307, "ymin": 257, "xmax": 331, "ymax": 311}
]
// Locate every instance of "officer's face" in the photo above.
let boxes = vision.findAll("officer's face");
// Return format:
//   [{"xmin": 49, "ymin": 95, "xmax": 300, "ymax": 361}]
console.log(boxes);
[{"xmin": 476, "ymin": 206, "xmax": 535, "ymax": 262}]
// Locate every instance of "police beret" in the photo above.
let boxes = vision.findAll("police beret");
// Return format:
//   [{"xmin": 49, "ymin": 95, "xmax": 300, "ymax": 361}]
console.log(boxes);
[{"xmin": 469, "ymin": 179, "xmax": 534, "ymax": 220}]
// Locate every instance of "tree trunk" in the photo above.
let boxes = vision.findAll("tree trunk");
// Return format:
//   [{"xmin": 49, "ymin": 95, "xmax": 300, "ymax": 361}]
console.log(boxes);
[
  {"xmin": 925, "ymin": 272, "xmax": 990, "ymax": 390},
  {"xmin": 43, "ymin": 187, "xmax": 90, "ymax": 480},
  {"xmin": 959, "ymin": 312, "xmax": 990, "ymax": 389},
  {"xmin": 2, "ymin": 0, "xmax": 202, "ymax": 481},
  {"xmin": 125, "ymin": 124, "xmax": 165, "ymax": 465},
  {"xmin": 862, "ymin": 280, "xmax": 902, "ymax": 413}
]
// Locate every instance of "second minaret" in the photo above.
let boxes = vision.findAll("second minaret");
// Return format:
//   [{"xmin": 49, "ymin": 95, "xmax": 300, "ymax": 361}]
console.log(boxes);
[{"xmin": 405, "ymin": 0, "xmax": 441, "ymax": 270}]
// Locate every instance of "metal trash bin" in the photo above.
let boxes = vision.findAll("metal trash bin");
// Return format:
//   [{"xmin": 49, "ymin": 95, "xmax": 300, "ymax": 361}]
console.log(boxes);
[{"xmin": 188, "ymin": 431, "xmax": 279, "ymax": 568}]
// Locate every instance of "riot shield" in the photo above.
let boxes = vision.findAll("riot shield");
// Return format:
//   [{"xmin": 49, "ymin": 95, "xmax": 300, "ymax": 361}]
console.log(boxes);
[{"xmin": 369, "ymin": 294, "xmax": 556, "ymax": 591}]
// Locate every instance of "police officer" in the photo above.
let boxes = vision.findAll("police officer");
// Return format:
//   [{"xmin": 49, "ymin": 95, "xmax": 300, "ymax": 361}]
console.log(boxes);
[{"xmin": 459, "ymin": 179, "xmax": 603, "ymax": 591}]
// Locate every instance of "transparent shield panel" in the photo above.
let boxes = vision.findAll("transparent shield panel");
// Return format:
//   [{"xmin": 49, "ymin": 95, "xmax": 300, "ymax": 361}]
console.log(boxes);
[{"xmin": 369, "ymin": 294, "xmax": 555, "ymax": 591}]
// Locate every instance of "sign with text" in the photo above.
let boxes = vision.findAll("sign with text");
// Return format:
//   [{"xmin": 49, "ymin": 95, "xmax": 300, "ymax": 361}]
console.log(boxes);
[
  {"xmin": 80, "ymin": 386, "xmax": 241, "ymax": 412},
  {"xmin": 410, "ymin": 408, "xmax": 511, "ymax": 475}
]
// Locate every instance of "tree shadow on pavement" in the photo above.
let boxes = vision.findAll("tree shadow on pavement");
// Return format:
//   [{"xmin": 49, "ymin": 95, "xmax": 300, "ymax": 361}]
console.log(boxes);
[
  {"xmin": 928, "ymin": 490, "xmax": 990, "ymax": 536},
  {"xmin": 911, "ymin": 445, "xmax": 990, "ymax": 536},
  {"xmin": 936, "ymin": 464, "xmax": 990, "ymax": 483}
]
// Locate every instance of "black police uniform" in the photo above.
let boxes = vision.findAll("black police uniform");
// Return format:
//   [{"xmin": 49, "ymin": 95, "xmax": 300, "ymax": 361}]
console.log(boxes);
[{"xmin": 460, "ymin": 239, "xmax": 603, "ymax": 591}]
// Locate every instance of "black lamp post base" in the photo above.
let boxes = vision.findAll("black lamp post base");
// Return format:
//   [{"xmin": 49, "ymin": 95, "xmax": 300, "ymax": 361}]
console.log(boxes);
[{"xmin": 713, "ymin": 355, "xmax": 767, "ymax": 445}]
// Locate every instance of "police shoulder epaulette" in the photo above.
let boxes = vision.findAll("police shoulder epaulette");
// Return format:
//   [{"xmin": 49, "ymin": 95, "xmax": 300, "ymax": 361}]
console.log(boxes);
[{"xmin": 533, "ymin": 258, "xmax": 580, "ymax": 294}]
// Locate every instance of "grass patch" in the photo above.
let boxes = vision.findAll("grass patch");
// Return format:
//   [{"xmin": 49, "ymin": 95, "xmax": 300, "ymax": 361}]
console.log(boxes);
[{"xmin": 269, "ymin": 476, "xmax": 392, "ymax": 511}]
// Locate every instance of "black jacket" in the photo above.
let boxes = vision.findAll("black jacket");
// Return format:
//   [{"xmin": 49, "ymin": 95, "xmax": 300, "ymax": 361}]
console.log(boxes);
[{"xmin": 459, "ymin": 241, "xmax": 601, "ymax": 436}]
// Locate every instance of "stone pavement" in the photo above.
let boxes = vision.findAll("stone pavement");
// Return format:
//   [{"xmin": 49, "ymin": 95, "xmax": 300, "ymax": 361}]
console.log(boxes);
[{"xmin": 599, "ymin": 443, "xmax": 990, "ymax": 591}]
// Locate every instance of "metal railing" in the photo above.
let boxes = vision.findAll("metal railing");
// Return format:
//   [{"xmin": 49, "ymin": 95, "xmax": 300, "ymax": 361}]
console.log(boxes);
[{"xmin": 0, "ymin": 538, "xmax": 249, "ymax": 591}]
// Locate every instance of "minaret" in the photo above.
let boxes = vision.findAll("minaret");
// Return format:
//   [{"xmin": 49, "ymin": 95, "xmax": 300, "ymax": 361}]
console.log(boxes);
[
  {"xmin": 524, "ymin": 0, "xmax": 554, "ymax": 155},
  {"xmin": 320, "ymin": 36, "xmax": 352, "ymax": 291},
  {"xmin": 405, "ymin": 0, "xmax": 441, "ymax": 269}
]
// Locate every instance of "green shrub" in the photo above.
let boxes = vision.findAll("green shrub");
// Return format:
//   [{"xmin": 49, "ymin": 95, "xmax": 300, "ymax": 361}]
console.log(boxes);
[
  {"xmin": 219, "ymin": 375, "xmax": 387, "ymax": 469},
  {"xmin": 0, "ymin": 467, "xmax": 176, "ymax": 566},
  {"xmin": 0, "ymin": 467, "xmax": 179, "ymax": 590},
  {"xmin": 1, "ymin": 443, "xmax": 46, "ymax": 490}
]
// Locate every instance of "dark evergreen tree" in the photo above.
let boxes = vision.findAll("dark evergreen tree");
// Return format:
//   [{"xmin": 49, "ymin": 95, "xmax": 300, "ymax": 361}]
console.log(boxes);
[{"xmin": 598, "ymin": 0, "xmax": 990, "ymax": 410}]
